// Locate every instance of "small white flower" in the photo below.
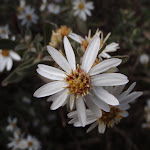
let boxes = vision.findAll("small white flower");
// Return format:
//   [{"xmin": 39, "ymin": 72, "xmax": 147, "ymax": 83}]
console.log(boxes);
[
  {"xmin": 34, "ymin": 36, "xmax": 128, "ymax": 127},
  {"xmin": 0, "ymin": 49, "xmax": 21, "ymax": 72},
  {"xmin": 73, "ymin": 0, "xmax": 94, "ymax": 21},
  {"xmin": 68, "ymin": 82, "xmax": 143, "ymax": 133},
  {"xmin": 7, "ymin": 131, "xmax": 22, "ymax": 149},
  {"xmin": 48, "ymin": 3, "xmax": 61, "ymax": 14},
  {"xmin": 0, "ymin": 25, "xmax": 9, "ymax": 39},
  {"xmin": 40, "ymin": 0, "xmax": 47, "ymax": 11},
  {"xmin": 6, "ymin": 117, "xmax": 17, "ymax": 132},
  {"xmin": 18, "ymin": 135, "xmax": 41, "ymax": 150},
  {"xmin": 69, "ymin": 30, "xmax": 119, "ymax": 59},
  {"xmin": 139, "ymin": 54, "xmax": 149, "ymax": 65},
  {"xmin": 18, "ymin": 6, "xmax": 39, "ymax": 28}
]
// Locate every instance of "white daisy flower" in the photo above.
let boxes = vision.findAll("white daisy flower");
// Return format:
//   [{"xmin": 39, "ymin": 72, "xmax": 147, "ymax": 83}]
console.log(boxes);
[
  {"xmin": 34, "ymin": 36, "xmax": 128, "ymax": 127},
  {"xmin": 69, "ymin": 30, "xmax": 119, "ymax": 59},
  {"xmin": 0, "ymin": 49, "xmax": 21, "ymax": 72},
  {"xmin": 48, "ymin": 3, "xmax": 61, "ymax": 14},
  {"xmin": 7, "ymin": 130, "xmax": 22, "ymax": 150},
  {"xmin": 68, "ymin": 82, "xmax": 143, "ymax": 133},
  {"xmin": 139, "ymin": 54, "xmax": 149, "ymax": 65},
  {"xmin": 18, "ymin": 135, "xmax": 41, "ymax": 150},
  {"xmin": 73, "ymin": 0, "xmax": 94, "ymax": 21},
  {"xmin": 40, "ymin": 0, "xmax": 47, "ymax": 11},
  {"xmin": 98, "ymin": 32, "xmax": 119, "ymax": 59},
  {"xmin": 0, "ymin": 25, "xmax": 9, "ymax": 39},
  {"xmin": 6, "ymin": 117, "xmax": 17, "ymax": 132},
  {"xmin": 18, "ymin": 6, "xmax": 39, "ymax": 28}
]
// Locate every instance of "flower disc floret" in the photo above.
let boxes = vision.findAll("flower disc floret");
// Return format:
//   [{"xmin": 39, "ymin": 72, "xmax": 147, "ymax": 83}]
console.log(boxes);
[
  {"xmin": 78, "ymin": 2, "xmax": 84, "ymax": 10},
  {"xmin": 26, "ymin": 14, "xmax": 32, "ymax": 20},
  {"xmin": 66, "ymin": 66, "xmax": 91, "ymax": 96},
  {"xmin": 99, "ymin": 106, "xmax": 123, "ymax": 127},
  {"xmin": 2, "ymin": 50, "xmax": 10, "ymax": 57}
]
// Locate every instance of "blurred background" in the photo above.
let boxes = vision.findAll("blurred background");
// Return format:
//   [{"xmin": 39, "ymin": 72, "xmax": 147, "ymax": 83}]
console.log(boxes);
[{"xmin": 0, "ymin": 0, "xmax": 150, "ymax": 150}]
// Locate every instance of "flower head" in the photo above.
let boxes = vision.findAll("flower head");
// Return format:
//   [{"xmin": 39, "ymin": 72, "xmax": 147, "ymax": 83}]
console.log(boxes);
[
  {"xmin": 139, "ymin": 53, "xmax": 149, "ymax": 65},
  {"xmin": 7, "ymin": 131, "xmax": 22, "ymax": 150},
  {"xmin": 68, "ymin": 82, "xmax": 143, "ymax": 133},
  {"xmin": 34, "ymin": 36, "xmax": 128, "ymax": 126},
  {"xmin": 6, "ymin": 117, "xmax": 18, "ymax": 132},
  {"xmin": 73, "ymin": 0, "xmax": 94, "ymax": 21},
  {"xmin": 49, "ymin": 26, "xmax": 72, "ymax": 48},
  {"xmin": 0, "ymin": 49, "xmax": 21, "ymax": 72},
  {"xmin": 18, "ymin": 6, "xmax": 38, "ymax": 28},
  {"xmin": 18, "ymin": 135, "xmax": 41, "ymax": 150},
  {"xmin": 69, "ymin": 29, "xmax": 119, "ymax": 59},
  {"xmin": 48, "ymin": 3, "xmax": 60, "ymax": 14},
  {"xmin": 0, "ymin": 25, "xmax": 9, "ymax": 39}
]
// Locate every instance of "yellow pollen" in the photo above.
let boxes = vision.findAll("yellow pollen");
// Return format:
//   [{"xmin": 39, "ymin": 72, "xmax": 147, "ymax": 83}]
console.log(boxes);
[
  {"xmin": 99, "ymin": 106, "xmax": 124, "ymax": 128},
  {"xmin": 26, "ymin": 14, "xmax": 32, "ymax": 20},
  {"xmin": 1, "ymin": 50, "xmax": 10, "ymax": 57},
  {"xmin": 78, "ymin": 2, "xmax": 84, "ymax": 10},
  {"xmin": 65, "ymin": 66, "xmax": 91, "ymax": 97},
  {"xmin": 1, "ymin": 29, "xmax": 6, "ymax": 34},
  {"xmin": 56, "ymin": 26, "xmax": 71, "ymax": 37}
]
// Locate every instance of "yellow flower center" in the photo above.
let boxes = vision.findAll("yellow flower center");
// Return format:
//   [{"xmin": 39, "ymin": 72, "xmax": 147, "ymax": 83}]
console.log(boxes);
[
  {"xmin": 26, "ymin": 14, "xmax": 32, "ymax": 20},
  {"xmin": 78, "ymin": 2, "xmax": 85, "ymax": 10},
  {"xmin": 1, "ymin": 29, "xmax": 6, "ymax": 34},
  {"xmin": 57, "ymin": 26, "xmax": 71, "ymax": 37},
  {"xmin": 65, "ymin": 66, "xmax": 91, "ymax": 97},
  {"xmin": 99, "ymin": 106, "xmax": 124, "ymax": 127},
  {"xmin": 1, "ymin": 50, "xmax": 10, "ymax": 57}
]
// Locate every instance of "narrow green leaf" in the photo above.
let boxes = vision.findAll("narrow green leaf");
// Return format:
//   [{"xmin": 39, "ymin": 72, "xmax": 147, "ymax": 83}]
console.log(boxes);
[{"xmin": 0, "ymin": 39, "xmax": 18, "ymax": 49}]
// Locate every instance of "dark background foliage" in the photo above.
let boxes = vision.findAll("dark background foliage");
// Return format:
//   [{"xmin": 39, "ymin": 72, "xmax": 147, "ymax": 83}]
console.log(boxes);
[{"xmin": 0, "ymin": 0, "xmax": 150, "ymax": 150}]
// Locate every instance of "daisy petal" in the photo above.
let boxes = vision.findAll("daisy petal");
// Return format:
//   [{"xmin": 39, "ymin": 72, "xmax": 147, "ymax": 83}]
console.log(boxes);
[
  {"xmin": 120, "ymin": 91, "xmax": 143, "ymax": 104},
  {"xmin": 81, "ymin": 36, "xmax": 100, "ymax": 73},
  {"xmin": 89, "ymin": 58, "xmax": 122, "ymax": 76},
  {"xmin": 64, "ymin": 36, "xmax": 76, "ymax": 70},
  {"xmin": 90, "ymin": 94, "xmax": 110, "ymax": 112},
  {"xmin": 86, "ymin": 121, "xmax": 98, "ymax": 133},
  {"xmin": 76, "ymin": 96, "xmax": 86, "ymax": 127},
  {"xmin": 98, "ymin": 123, "xmax": 106, "ymax": 134},
  {"xmin": 47, "ymin": 46, "xmax": 71, "ymax": 73},
  {"xmin": 119, "ymin": 111, "xmax": 129, "ymax": 117},
  {"xmin": 10, "ymin": 51, "xmax": 21, "ymax": 61},
  {"xmin": 69, "ymin": 94, "xmax": 75, "ymax": 111},
  {"xmin": 92, "ymin": 73, "xmax": 128, "ymax": 86},
  {"xmin": 93, "ymin": 87, "xmax": 119, "ymax": 106},
  {"xmin": 118, "ymin": 103, "xmax": 130, "ymax": 110},
  {"xmin": 85, "ymin": 95, "xmax": 102, "ymax": 117},
  {"xmin": 6, "ymin": 57, "xmax": 13, "ymax": 71},
  {"xmin": 50, "ymin": 89, "xmax": 69, "ymax": 110},
  {"xmin": 37, "ymin": 64, "xmax": 66, "ymax": 80},
  {"xmin": 0, "ymin": 57, "xmax": 7, "ymax": 72},
  {"xmin": 33, "ymin": 81, "xmax": 66, "ymax": 98}
]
